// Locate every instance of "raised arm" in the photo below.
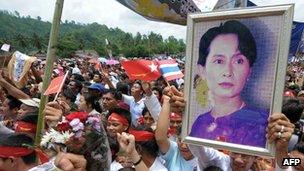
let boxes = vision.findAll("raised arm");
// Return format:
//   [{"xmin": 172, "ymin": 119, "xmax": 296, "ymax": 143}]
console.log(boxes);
[
  {"xmin": 142, "ymin": 82, "xmax": 161, "ymax": 121},
  {"xmin": 155, "ymin": 95, "xmax": 171, "ymax": 154},
  {"xmin": 0, "ymin": 70, "xmax": 30, "ymax": 99},
  {"xmin": 117, "ymin": 132, "xmax": 149, "ymax": 171}
]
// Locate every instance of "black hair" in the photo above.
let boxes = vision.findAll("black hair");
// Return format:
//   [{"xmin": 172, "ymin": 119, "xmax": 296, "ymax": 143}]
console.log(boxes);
[
  {"xmin": 204, "ymin": 166, "xmax": 223, "ymax": 171},
  {"xmin": 107, "ymin": 108, "xmax": 131, "ymax": 129},
  {"xmin": 0, "ymin": 133, "xmax": 36, "ymax": 164},
  {"xmin": 62, "ymin": 88, "xmax": 77, "ymax": 103},
  {"xmin": 103, "ymin": 89, "xmax": 122, "ymax": 101},
  {"xmin": 133, "ymin": 125, "xmax": 159, "ymax": 158},
  {"xmin": 116, "ymin": 82, "xmax": 130, "ymax": 95},
  {"xmin": 6, "ymin": 95, "xmax": 22, "ymax": 110},
  {"xmin": 198, "ymin": 20, "xmax": 257, "ymax": 67},
  {"xmin": 287, "ymin": 84, "xmax": 301, "ymax": 95},
  {"xmin": 152, "ymin": 86, "xmax": 162, "ymax": 98},
  {"xmin": 70, "ymin": 80, "xmax": 83, "ymax": 93},
  {"xmin": 93, "ymin": 72, "xmax": 102, "ymax": 81},
  {"xmin": 83, "ymin": 93, "xmax": 102, "ymax": 113},
  {"xmin": 71, "ymin": 73, "xmax": 85, "ymax": 82},
  {"xmin": 141, "ymin": 107, "xmax": 149, "ymax": 116},
  {"xmin": 133, "ymin": 81, "xmax": 143, "ymax": 90},
  {"xmin": 282, "ymin": 97, "xmax": 304, "ymax": 123},
  {"xmin": 294, "ymin": 142, "xmax": 304, "ymax": 154},
  {"xmin": 18, "ymin": 113, "xmax": 38, "ymax": 124}
]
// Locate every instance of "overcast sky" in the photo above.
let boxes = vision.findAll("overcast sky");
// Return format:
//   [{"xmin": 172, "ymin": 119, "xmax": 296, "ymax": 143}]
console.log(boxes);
[{"xmin": 0, "ymin": 0, "xmax": 303, "ymax": 40}]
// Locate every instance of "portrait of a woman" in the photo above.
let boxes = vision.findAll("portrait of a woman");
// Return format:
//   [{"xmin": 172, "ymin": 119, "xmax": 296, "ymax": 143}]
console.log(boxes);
[{"xmin": 189, "ymin": 20, "xmax": 268, "ymax": 148}]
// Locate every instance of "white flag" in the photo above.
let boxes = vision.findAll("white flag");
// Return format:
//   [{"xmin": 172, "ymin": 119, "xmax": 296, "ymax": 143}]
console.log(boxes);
[{"xmin": 1, "ymin": 43, "xmax": 10, "ymax": 52}]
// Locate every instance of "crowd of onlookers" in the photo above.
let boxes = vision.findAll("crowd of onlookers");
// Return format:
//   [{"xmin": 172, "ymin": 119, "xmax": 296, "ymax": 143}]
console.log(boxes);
[{"xmin": 0, "ymin": 56, "xmax": 303, "ymax": 171}]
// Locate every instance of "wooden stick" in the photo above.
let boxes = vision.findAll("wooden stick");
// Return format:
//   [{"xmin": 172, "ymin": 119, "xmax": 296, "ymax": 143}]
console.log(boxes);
[{"xmin": 35, "ymin": 0, "xmax": 64, "ymax": 146}]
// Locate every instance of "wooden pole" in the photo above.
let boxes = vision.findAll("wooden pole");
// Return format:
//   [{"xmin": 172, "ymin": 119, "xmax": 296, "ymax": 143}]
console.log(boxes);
[{"xmin": 35, "ymin": 0, "xmax": 64, "ymax": 145}]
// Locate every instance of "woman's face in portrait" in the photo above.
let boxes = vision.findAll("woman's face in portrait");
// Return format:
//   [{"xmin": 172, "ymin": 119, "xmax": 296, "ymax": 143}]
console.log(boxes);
[{"xmin": 199, "ymin": 33, "xmax": 251, "ymax": 99}]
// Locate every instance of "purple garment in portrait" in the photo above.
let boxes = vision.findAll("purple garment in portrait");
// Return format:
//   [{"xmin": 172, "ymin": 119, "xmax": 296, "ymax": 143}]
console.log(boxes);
[{"xmin": 190, "ymin": 105, "xmax": 268, "ymax": 148}]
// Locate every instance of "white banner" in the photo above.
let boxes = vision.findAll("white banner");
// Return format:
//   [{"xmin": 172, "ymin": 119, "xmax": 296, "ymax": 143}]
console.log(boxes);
[{"xmin": 1, "ymin": 43, "xmax": 10, "ymax": 52}]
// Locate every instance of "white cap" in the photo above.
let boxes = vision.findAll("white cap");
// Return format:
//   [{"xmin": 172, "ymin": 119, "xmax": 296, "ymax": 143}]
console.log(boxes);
[{"xmin": 19, "ymin": 98, "xmax": 40, "ymax": 107}]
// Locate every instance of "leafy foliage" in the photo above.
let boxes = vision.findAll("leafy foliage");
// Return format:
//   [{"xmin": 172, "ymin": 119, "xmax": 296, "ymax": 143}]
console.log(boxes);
[{"xmin": 0, "ymin": 10, "xmax": 185, "ymax": 58}]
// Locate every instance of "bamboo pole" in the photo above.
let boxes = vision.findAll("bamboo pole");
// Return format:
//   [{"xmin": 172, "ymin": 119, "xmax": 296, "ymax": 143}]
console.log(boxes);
[{"xmin": 35, "ymin": 0, "xmax": 64, "ymax": 145}]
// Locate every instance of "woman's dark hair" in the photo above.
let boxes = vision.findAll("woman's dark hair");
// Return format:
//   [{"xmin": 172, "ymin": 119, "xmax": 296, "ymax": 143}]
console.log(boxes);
[
  {"xmin": 6, "ymin": 95, "xmax": 22, "ymax": 110},
  {"xmin": 282, "ymin": 97, "xmax": 304, "ymax": 123},
  {"xmin": 133, "ymin": 125, "xmax": 159, "ymax": 158},
  {"xmin": 18, "ymin": 113, "xmax": 38, "ymax": 124},
  {"xmin": 62, "ymin": 88, "xmax": 77, "ymax": 103},
  {"xmin": 0, "ymin": 133, "xmax": 36, "ymax": 164},
  {"xmin": 83, "ymin": 93, "xmax": 102, "ymax": 113},
  {"xmin": 107, "ymin": 107, "xmax": 131, "ymax": 129},
  {"xmin": 198, "ymin": 20, "xmax": 257, "ymax": 67},
  {"xmin": 141, "ymin": 107, "xmax": 149, "ymax": 116},
  {"xmin": 71, "ymin": 73, "xmax": 85, "ymax": 82}
]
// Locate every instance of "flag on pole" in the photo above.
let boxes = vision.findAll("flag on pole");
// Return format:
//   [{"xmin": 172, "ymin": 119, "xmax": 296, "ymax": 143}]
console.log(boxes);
[
  {"xmin": 1, "ymin": 43, "xmax": 10, "ymax": 52},
  {"xmin": 121, "ymin": 59, "xmax": 161, "ymax": 81},
  {"xmin": 157, "ymin": 60, "xmax": 184, "ymax": 81},
  {"xmin": 44, "ymin": 73, "xmax": 68, "ymax": 96}
]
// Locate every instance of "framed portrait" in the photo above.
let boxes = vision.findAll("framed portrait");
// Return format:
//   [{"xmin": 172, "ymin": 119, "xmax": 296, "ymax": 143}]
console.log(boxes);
[{"xmin": 182, "ymin": 4, "xmax": 294, "ymax": 157}]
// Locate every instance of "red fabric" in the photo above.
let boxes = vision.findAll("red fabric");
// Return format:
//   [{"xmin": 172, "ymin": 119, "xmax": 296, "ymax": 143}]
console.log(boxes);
[
  {"xmin": 121, "ymin": 60, "xmax": 161, "ymax": 81},
  {"xmin": 108, "ymin": 113, "xmax": 129, "ymax": 126},
  {"xmin": 35, "ymin": 148, "xmax": 49, "ymax": 164},
  {"xmin": 0, "ymin": 146, "xmax": 49, "ymax": 164},
  {"xmin": 15, "ymin": 121, "xmax": 37, "ymax": 134},
  {"xmin": 129, "ymin": 129, "xmax": 154, "ymax": 142},
  {"xmin": 44, "ymin": 75, "xmax": 65, "ymax": 95},
  {"xmin": 0, "ymin": 146, "xmax": 34, "ymax": 158},
  {"xmin": 137, "ymin": 116, "xmax": 144, "ymax": 125},
  {"xmin": 66, "ymin": 112, "xmax": 89, "ymax": 123}
]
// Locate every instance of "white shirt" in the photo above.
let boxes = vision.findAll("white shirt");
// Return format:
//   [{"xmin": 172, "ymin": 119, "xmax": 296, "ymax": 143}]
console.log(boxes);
[
  {"xmin": 110, "ymin": 160, "xmax": 123, "ymax": 171},
  {"xmin": 144, "ymin": 93, "xmax": 161, "ymax": 121},
  {"xmin": 122, "ymin": 94, "xmax": 145, "ymax": 126},
  {"xmin": 189, "ymin": 145, "xmax": 232, "ymax": 171},
  {"xmin": 149, "ymin": 157, "xmax": 168, "ymax": 171}
]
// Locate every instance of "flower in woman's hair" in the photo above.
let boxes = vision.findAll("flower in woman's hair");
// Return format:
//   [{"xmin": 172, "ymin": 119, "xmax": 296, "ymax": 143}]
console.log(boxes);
[
  {"xmin": 69, "ymin": 118, "xmax": 84, "ymax": 132},
  {"xmin": 66, "ymin": 112, "xmax": 88, "ymax": 123}
]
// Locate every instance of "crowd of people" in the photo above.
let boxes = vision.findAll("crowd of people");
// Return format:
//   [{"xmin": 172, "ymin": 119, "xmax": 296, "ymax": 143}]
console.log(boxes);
[{"xmin": 0, "ymin": 55, "xmax": 303, "ymax": 171}]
